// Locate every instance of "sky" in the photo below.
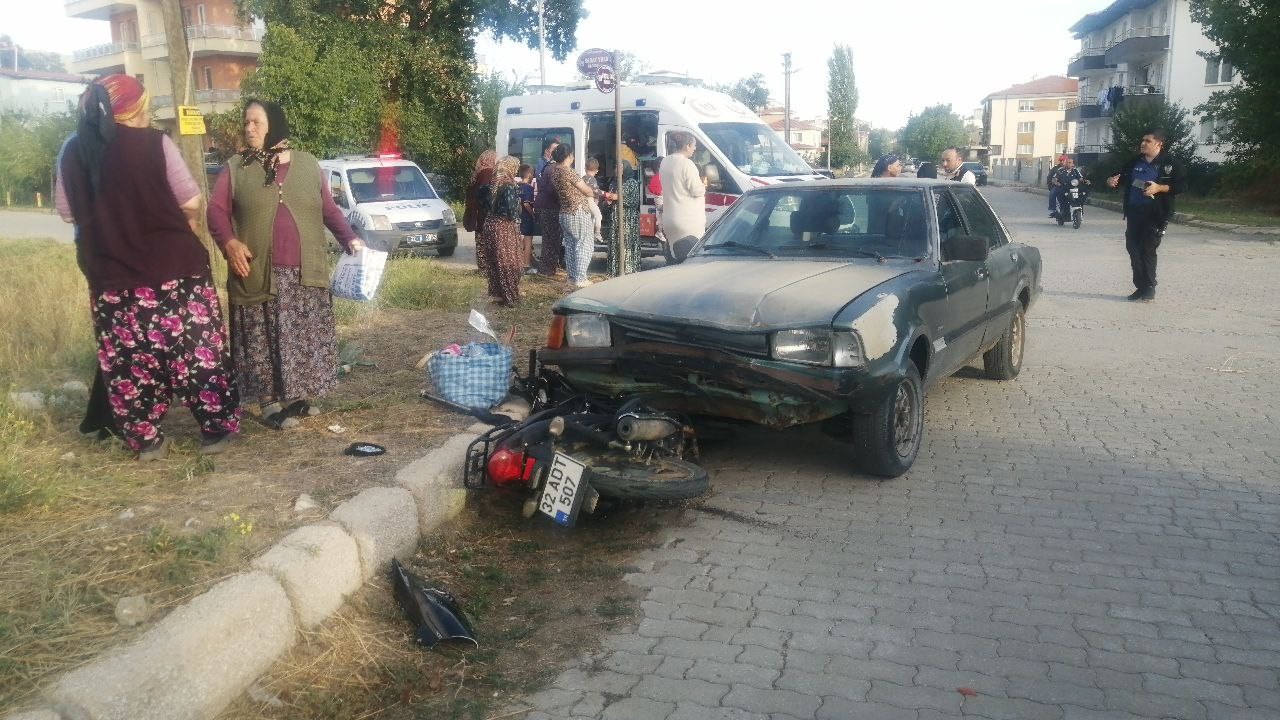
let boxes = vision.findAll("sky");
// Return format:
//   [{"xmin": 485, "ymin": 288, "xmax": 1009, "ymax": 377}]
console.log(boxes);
[{"xmin": 5, "ymin": 0, "xmax": 1101, "ymax": 129}]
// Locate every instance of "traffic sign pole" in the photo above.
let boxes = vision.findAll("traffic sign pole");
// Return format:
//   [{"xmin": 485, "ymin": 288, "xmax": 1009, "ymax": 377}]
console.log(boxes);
[{"xmin": 614, "ymin": 52, "xmax": 624, "ymax": 274}]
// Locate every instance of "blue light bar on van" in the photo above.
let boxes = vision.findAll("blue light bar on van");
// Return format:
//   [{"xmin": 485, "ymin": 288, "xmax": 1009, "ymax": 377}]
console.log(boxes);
[
  {"xmin": 635, "ymin": 99, "xmax": 646, "ymax": 107},
  {"xmin": 571, "ymin": 101, "xmax": 580, "ymax": 110},
  {"xmin": 505, "ymin": 107, "xmax": 522, "ymax": 115}
]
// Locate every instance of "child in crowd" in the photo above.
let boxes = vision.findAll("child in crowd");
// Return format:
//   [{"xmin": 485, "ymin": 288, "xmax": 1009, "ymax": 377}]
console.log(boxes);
[
  {"xmin": 518, "ymin": 164, "xmax": 537, "ymax": 273},
  {"xmin": 582, "ymin": 158, "xmax": 604, "ymax": 246}
]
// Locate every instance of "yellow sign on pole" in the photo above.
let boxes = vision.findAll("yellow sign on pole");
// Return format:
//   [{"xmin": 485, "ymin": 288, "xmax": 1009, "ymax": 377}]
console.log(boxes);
[{"xmin": 178, "ymin": 105, "xmax": 206, "ymax": 136}]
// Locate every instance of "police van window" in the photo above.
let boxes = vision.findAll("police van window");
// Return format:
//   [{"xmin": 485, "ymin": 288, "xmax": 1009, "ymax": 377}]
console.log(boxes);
[
  {"xmin": 329, "ymin": 171, "xmax": 347, "ymax": 208},
  {"xmin": 950, "ymin": 186, "xmax": 1007, "ymax": 248},
  {"xmin": 507, "ymin": 128, "xmax": 573, "ymax": 166}
]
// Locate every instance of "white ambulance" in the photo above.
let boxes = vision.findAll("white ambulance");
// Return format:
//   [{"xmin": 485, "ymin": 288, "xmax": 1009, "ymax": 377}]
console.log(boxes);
[{"xmin": 497, "ymin": 83, "xmax": 823, "ymax": 250}]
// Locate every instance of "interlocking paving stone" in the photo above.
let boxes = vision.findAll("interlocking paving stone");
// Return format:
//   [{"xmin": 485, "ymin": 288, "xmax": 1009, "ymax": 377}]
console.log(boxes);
[{"xmin": 513, "ymin": 189, "xmax": 1280, "ymax": 719}]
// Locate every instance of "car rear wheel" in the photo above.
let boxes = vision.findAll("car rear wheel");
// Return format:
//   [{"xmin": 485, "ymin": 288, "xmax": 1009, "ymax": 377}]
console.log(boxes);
[
  {"xmin": 983, "ymin": 303, "xmax": 1025, "ymax": 380},
  {"xmin": 852, "ymin": 364, "xmax": 923, "ymax": 478}
]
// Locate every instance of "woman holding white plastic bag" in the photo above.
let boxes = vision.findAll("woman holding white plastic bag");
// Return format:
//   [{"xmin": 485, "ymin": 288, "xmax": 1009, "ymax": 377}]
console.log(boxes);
[{"xmin": 207, "ymin": 98, "xmax": 361, "ymax": 429}]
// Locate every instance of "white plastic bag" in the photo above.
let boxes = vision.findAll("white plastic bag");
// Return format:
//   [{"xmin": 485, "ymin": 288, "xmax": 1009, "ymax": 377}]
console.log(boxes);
[{"xmin": 330, "ymin": 247, "xmax": 388, "ymax": 301}]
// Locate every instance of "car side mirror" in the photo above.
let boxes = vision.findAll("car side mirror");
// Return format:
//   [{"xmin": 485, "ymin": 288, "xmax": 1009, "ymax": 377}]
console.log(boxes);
[
  {"xmin": 942, "ymin": 235, "xmax": 989, "ymax": 262},
  {"xmin": 333, "ymin": 190, "xmax": 348, "ymax": 209},
  {"xmin": 670, "ymin": 235, "xmax": 698, "ymax": 264}
]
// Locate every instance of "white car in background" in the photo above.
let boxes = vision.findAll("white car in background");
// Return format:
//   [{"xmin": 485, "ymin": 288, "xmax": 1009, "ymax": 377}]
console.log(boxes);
[{"xmin": 320, "ymin": 155, "xmax": 458, "ymax": 256}]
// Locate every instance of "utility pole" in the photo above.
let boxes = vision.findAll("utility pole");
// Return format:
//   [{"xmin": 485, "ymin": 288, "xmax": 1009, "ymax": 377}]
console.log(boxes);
[
  {"xmin": 782, "ymin": 53, "xmax": 792, "ymax": 144},
  {"xmin": 537, "ymin": 0, "xmax": 546, "ymax": 86},
  {"xmin": 160, "ymin": 1, "xmax": 214, "ymax": 251}
]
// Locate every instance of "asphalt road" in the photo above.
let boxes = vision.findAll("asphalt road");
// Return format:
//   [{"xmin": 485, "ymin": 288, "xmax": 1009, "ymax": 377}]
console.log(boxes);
[
  {"xmin": 518, "ymin": 187, "xmax": 1280, "ymax": 720},
  {"xmin": 0, "ymin": 209, "xmax": 73, "ymax": 242}
]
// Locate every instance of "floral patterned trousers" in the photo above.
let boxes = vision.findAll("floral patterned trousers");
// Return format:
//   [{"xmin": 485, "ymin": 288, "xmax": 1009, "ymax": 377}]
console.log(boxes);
[{"xmin": 92, "ymin": 275, "xmax": 242, "ymax": 450}]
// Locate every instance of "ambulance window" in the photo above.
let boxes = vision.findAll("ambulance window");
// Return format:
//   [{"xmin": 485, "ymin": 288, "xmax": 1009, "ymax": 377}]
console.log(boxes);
[
  {"xmin": 507, "ymin": 128, "xmax": 573, "ymax": 167},
  {"xmin": 691, "ymin": 144, "xmax": 740, "ymax": 195}
]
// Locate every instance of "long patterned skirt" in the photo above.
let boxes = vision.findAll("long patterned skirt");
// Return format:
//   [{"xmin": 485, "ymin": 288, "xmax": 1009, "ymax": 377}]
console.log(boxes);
[
  {"xmin": 606, "ymin": 207, "xmax": 642, "ymax": 276},
  {"xmin": 560, "ymin": 209, "xmax": 595, "ymax": 285},
  {"xmin": 91, "ymin": 275, "xmax": 241, "ymax": 450},
  {"xmin": 483, "ymin": 215, "xmax": 523, "ymax": 305},
  {"xmin": 537, "ymin": 208, "xmax": 563, "ymax": 274},
  {"xmin": 230, "ymin": 267, "xmax": 339, "ymax": 405},
  {"xmin": 473, "ymin": 213, "xmax": 490, "ymax": 273}
]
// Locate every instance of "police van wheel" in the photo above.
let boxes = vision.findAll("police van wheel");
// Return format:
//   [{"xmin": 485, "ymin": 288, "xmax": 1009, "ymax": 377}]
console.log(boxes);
[{"xmin": 436, "ymin": 246, "xmax": 456, "ymax": 258}]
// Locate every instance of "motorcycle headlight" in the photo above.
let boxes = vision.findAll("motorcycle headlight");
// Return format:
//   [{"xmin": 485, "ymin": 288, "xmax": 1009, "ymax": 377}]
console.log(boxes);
[
  {"xmin": 771, "ymin": 329, "xmax": 866, "ymax": 367},
  {"xmin": 368, "ymin": 214, "xmax": 392, "ymax": 231},
  {"xmin": 1070, "ymin": 179, "xmax": 1080, "ymax": 187},
  {"xmin": 565, "ymin": 313, "xmax": 611, "ymax": 347},
  {"xmin": 442, "ymin": 207, "xmax": 457, "ymax": 225}
]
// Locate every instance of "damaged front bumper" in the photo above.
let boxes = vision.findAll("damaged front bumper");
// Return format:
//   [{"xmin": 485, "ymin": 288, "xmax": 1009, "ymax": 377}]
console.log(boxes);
[{"xmin": 539, "ymin": 341, "xmax": 898, "ymax": 429}]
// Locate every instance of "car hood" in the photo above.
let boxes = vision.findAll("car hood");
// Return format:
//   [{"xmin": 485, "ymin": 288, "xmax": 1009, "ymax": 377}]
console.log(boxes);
[
  {"xmin": 559, "ymin": 259, "xmax": 913, "ymax": 331},
  {"xmin": 358, "ymin": 199, "xmax": 450, "ymax": 222}
]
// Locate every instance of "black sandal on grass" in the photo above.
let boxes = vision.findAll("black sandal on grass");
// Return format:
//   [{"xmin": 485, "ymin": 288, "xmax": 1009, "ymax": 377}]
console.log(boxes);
[{"xmin": 262, "ymin": 410, "xmax": 299, "ymax": 430}]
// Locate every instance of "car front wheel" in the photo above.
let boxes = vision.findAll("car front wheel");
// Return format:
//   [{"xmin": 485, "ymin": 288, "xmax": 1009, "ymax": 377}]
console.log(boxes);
[
  {"xmin": 852, "ymin": 364, "xmax": 924, "ymax": 478},
  {"xmin": 983, "ymin": 303, "xmax": 1025, "ymax": 380}
]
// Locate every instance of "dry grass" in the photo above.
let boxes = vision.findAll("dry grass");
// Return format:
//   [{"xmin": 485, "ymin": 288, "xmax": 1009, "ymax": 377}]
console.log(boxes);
[
  {"xmin": 220, "ymin": 498, "xmax": 680, "ymax": 720},
  {"xmin": 0, "ymin": 241, "xmax": 574, "ymax": 711}
]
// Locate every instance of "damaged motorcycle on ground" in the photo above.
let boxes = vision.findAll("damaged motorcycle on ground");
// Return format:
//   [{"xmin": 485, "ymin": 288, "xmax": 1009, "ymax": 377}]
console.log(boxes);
[{"xmin": 463, "ymin": 353, "xmax": 710, "ymax": 528}]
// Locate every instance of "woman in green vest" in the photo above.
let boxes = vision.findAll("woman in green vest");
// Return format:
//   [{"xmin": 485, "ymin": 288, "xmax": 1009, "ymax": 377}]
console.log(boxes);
[{"xmin": 208, "ymin": 99, "xmax": 362, "ymax": 429}]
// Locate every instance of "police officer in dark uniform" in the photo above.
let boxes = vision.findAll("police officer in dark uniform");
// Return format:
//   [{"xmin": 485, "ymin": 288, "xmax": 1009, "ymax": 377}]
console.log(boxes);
[{"xmin": 1106, "ymin": 128, "xmax": 1186, "ymax": 301}]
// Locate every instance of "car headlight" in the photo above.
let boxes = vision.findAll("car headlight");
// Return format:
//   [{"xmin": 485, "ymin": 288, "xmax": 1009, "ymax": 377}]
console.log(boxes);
[
  {"xmin": 442, "ymin": 207, "xmax": 457, "ymax": 225},
  {"xmin": 771, "ymin": 329, "xmax": 866, "ymax": 367},
  {"xmin": 565, "ymin": 313, "xmax": 611, "ymax": 347},
  {"xmin": 368, "ymin": 214, "xmax": 392, "ymax": 231}
]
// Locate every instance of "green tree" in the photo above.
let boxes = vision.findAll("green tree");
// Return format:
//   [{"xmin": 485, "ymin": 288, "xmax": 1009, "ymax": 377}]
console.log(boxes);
[
  {"xmin": 1189, "ymin": 0, "xmax": 1279, "ymax": 163},
  {"xmin": 239, "ymin": 23, "xmax": 383, "ymax": 158},
  {"xmin": 0, "ymin": 36, "xmax": 66, "ymax": 73},
  {"xmin": 474, "ymin": 71, "xmax": 526, "ymax": 153},
  {"xmin": 825, "ymin": 44, "xmax": 862, "ymax": 168},
  {"xmin": 238, "ymin": 0, "xmax": 585, "ymax": 189},
  {"xmin": 724, "ymin": 73, "xmax": 770, "ymax": 112},
  {"xmin": 867, "ymin": 128, "xmax": 896, "ymax": 160},
  {"xmin": 1101, "ymin": 100, "xmax": 1197, "ymax": 179},
  {"xmin": 899, "ymin": 104, "xmax": 967, "ymax": 163},
  {"xmin": 0, "ymin": 111, "xmax": 77, "ymax": 205}
]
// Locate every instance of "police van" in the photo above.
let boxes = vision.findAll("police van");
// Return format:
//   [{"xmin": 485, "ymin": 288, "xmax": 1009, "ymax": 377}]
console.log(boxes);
[
  {"xmin": 319, "ymin": 154, "xmax": 458, "ymax": 256},
  {"xmin": 497, "ymin": 82, "xmax": 822, "ymax": 248}
]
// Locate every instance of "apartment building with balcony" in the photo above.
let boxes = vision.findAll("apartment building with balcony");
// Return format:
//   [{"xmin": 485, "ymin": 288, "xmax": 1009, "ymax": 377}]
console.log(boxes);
[
  {"xmin": 981, "ymin": 76, "xmax": 1078, "ymax": 171},
  {"xmin": 1064, "ymin": 0, "xmax": 1239, "ymax": 166},
  {"xmin": 64, "ymin": 0, "xmax": 260, "ymax": 130}
]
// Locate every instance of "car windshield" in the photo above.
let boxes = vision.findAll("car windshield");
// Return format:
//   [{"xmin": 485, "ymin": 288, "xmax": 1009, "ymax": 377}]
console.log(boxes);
[
  {"xmin": 699, "ymin": 122, "xmax": 813, "ymax": 177},
  {"xmin": 346, "ymin": 165, "xmax": 438, "ymax": 202},
  {"xmin": 695, "ymin": 187, "xmax": 931, "ymax": 260},
  {"xmin": 962, "ymin": 162, "xmax": 984, "ymax": 172}
]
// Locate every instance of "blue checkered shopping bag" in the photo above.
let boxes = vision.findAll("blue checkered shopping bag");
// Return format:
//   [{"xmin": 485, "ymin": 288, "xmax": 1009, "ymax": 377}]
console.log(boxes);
[{"xmin": 427, "ymin": 343, "xmax": 514, "ymax": 409}]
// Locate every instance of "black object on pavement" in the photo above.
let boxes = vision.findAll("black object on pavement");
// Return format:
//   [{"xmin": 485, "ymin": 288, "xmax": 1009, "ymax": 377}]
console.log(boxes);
[
  {"xmin": 343, "ymin": 442, "xmax": 387, "ymax": 457},
  {"xmin": 391, "ymin": 558, "xmax": 478, "ymax": 648}
]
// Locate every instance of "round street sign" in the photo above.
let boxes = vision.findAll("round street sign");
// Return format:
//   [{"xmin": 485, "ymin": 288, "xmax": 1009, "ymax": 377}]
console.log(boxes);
[
  {"xmin": 594, "ymin": 67, "xmax": 616, "ymax": 94},
  {"xmin": 576, "ymin": 48, "xmax": 614, "ymax": 77}
]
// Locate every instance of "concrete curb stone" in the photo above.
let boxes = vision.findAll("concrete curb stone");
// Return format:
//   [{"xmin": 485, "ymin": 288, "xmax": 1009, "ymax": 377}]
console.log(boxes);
[
  {"xmin": 8, "ymin": 419, "xmax": 499, "ymax": 720},
  {"xmin": 330, "ymin": 486, "xmax": 421, "ymax": 580},
  {"xmin": 250, "ymin": 523, "xmax": 363, "ymax": 629},
  {"xmin": 48, "ymin": 571, "xmax": 296, "ymax": 720}
]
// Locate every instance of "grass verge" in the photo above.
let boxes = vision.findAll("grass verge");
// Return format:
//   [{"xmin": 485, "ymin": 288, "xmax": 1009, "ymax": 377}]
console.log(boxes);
[
  {"xmin": 0, "ymin": 238, "xmax": 571, "ymax": 710},
  {"xmin": 1175, "ymin": 197, "xmax": 1280, "ymax": 227}
]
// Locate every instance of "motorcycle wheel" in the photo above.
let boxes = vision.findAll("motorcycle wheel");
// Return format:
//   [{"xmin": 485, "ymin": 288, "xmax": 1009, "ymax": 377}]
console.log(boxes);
[
  {"xmin": 1056, "ymin": 214, "xmax": 1065, "ymax": 226},
  {"xmin": 586, "ymin": 455, "xmax": 709, "ymax": 501},
  {"xmin": 1072, "ymin": 209, "xmax": 1082, "ymax": 229}
]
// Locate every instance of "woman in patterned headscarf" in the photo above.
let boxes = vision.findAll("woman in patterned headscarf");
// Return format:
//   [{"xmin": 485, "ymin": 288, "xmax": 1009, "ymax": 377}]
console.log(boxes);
[
  {"xmin": 481, "ymin": 156, "xmax": 525, "ymax": 306},
  {"xmin": 207, "ymin": 98, "xmax": 362, "ymax": 430},
  {"xmin": 55, "ymin": 74, "xmax": 241, "ymax": 459},
  {"xmin": 465, "ymin": 149, "xmax": 498, "ymax": 272}
]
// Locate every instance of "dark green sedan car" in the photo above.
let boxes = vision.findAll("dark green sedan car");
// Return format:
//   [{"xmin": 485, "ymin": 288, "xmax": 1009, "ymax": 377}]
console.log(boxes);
[{"xmin": 540, "ymin": 179, "xmax": 1042, "ymax": 477}]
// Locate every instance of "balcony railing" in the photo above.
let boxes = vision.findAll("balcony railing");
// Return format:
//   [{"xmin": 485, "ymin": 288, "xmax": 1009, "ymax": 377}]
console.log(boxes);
[
  {"xmin": 152, "ymin": 89, "xmax": 241, "ymax": 109},
  {"xmin": 1104, "ymin": 25, "xmax": 1169, "ymax": 50},
  {"xmin": 72, "ymin": 41, "xmax": 139, "ymax": 62},
  {"xmin": 185, "ymin": 25, "xmax": 263, "ymax": 42}
]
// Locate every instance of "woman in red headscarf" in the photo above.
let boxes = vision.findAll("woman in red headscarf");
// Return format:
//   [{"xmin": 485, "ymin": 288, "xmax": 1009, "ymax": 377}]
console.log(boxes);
[{"xmin": 55, "ymin": 74, "xmax": 242, "ymax": 460}]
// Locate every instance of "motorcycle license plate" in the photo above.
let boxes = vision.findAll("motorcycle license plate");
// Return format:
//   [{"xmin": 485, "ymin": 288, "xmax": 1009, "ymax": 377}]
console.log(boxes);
[{"xmin": 538, "ymin": 452, "xmax": 588, "ymax": 527}]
